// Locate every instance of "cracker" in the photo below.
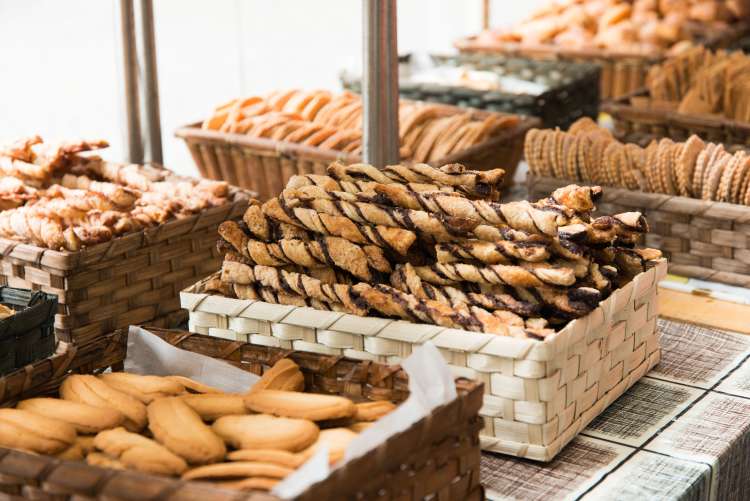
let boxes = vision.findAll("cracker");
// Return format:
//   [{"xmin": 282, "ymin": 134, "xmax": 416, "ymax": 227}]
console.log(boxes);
[
  {"xmin": 730, "ymin": 153, "xmax": 750, "ymax": 203},
  {"xmin": 703, "ymin": 149, "xmax": 730, "ymax": 200},
  {"xmin": 676, "ymin": 135, "xmax": 705, "ymax": 197},
  {"xmin": 692, "ymin": 144, "xmax": 712, "ymax": 196},
  {"xmin": 563, "ymin": 134, "xmax": 578, "ymax": 180}
]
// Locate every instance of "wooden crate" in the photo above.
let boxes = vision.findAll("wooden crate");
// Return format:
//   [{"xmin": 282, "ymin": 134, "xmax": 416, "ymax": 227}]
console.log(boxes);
[{"xmin": 182, "ymin": 261, "xmax": 667, "ymax": 462}]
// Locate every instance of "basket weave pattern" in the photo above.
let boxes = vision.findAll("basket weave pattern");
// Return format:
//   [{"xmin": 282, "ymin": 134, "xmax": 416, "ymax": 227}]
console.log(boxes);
[
  {"xmin": 530, "ymin": 175, "xmax": 750, "ymax": 287},
  {"xmin": 0, "ymin": 329, "xmax": 484, "ymax": 501},
  {"xmin": 0, "ymin": 198, "xmax": 249, "ymax": 345},
  {"xmin": 183, "ymin": 260, "xmax": 666, "ymax": 461}
]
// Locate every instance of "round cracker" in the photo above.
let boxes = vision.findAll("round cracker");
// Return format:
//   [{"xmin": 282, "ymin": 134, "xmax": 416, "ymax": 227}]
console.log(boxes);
[
  {"xmin": 676, "ymin": 135, "xmax": 705, "ymax": 197},
  {"xmin": 703, "ymin": 150, "xmax": 730, "ymax": 200}
]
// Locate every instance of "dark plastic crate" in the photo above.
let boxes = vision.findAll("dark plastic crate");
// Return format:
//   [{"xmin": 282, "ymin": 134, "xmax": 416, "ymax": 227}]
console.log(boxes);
[{"xmin": 0, "ymin": 287, "xmax": 57, "ymax": 375}]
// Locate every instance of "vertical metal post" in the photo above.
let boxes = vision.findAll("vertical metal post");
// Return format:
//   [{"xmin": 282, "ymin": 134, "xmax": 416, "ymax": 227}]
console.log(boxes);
[
  {"xmin": 362, "ymin": 0, "xmax": 399, "ymax": 168},
  {"xmin": 116, "ymin": 0, "xmax": 163, "ymax": 164},
  {"xmin": 482, "ymin": 0, "xmax": 491, "ymax": 30}
]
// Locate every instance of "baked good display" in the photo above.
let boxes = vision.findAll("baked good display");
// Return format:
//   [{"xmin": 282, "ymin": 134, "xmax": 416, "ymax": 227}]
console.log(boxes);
[
  {"xmin": 202, "ymin": 160, "xmax": 661, "ymax": 336},
  {"xmin": 645, "ymin": 47, "xmax": 750, "ymax": 122},
  {"xmin": 470, "ymin": 0, "xmax": 748, "ymax": 53},
  {"xmin": 527, "ymin": 117, "xmax": 750, "ymax": 203},
  {"xmin": 0, "ymin": 358, "xmax": 400, "ymax": 492},
  {"xmin": 0, "ymin": 136, "xmax": 231, "ymax": 250},
  {"xmin": 200, "ymin": 90, "xmax": 520, "ymax": 162}
]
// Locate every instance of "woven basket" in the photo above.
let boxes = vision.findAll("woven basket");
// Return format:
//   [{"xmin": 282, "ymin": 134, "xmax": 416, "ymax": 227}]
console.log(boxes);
[
  {"xmin": 182, "ymin": 259, "xmax": 666, "ymax": 462},
  {"xmin": 0, "ymin": 288, "xmax": 57, "ymax": 376},
  {"xmin": 0, "ymin": 167, "xmax": 252, "ymax": 346},
  {"xmin": 603, "ymin": 88, "xmax": 750, "ymax": 148},
  {"xmin": 341, "ymin": 54, "xmax": 601, "ymax": 129},
  {"xmin": 0, "ymin": 328, "xmax": 484, "ymax": 501},
  {"xmin": 175, "ymin": 105, "xmax": 539, "ymax": 201},
  {"xmin": 455, "ymin": 22, "xmax": 750, "ymax": 100},
  {"xmin": 529, "ymin": 175, "xmax": 750, "ymax": 287}
]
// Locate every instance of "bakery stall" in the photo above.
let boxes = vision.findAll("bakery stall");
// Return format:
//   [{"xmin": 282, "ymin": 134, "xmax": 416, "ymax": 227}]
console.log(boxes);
[{"xmin": 0, "ymin": 1, "xmax": 749, "ymax": 500}]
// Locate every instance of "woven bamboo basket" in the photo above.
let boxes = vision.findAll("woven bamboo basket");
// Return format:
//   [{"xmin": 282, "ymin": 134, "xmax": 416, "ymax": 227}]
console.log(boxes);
[
  {"xmin": 182, "ymin": 258, "xmax": 666, "ymax": 462},
  {"xmin": 455, "ymin": 22, "xmax": 750, "ymax": 100},
  {"xmin": 0, "ymin": 167, "xmax": 251, "ymax": 346},
  {"xmin": 603, "ymin": 89, "xmax": 750, "ymax": 148},
  {"xmin": 529, "ymin": 175, "xmax": 750, "ymax": 287},
  {"xmin": 0, "ymin": 288, "xmax": 57, "ymax": 376},
  {"xmin": 175, "ymin": 105, "xmax": 539, "ymax": 201},
  {"xmin": 0, "ymin": 328, "xmax": 484, "ymax": 501}
]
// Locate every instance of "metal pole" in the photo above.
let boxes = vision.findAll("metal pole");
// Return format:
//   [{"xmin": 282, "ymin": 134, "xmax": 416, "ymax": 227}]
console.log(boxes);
[
  {"xmin": 116, "ymin": 0, "xmax": 163, "ymax": 164},
  {"xmin": 362, "ymin": 0, "xmax": 399, "ymax": 168},
  {"xmin": 482, "ymin": 0, "xmax": 490, "ymax": 30}
]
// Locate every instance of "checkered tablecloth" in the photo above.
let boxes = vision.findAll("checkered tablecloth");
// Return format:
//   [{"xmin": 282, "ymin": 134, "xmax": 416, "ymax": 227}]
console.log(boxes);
[{"xmin": 482, "ymin": 318, "xmax": 750, "ymax": 501}]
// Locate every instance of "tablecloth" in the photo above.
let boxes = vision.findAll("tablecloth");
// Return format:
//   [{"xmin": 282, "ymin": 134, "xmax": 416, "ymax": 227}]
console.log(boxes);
[{"xmin": 482, "ymin": 319, "xmax": 750, "ymax": 501}]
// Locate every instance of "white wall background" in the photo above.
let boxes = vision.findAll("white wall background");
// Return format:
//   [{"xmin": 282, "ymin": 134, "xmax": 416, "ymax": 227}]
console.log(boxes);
[{"xmin": 0, "ymin": 0, "xmax": 543, "ymax": 176}]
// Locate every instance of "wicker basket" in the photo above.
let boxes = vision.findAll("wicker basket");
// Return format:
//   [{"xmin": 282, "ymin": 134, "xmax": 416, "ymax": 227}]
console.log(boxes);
[
  {"xmin": 0, "ymin": 167, "xmax": 251, "ymax": 346},
  {"xmin": 603, "ymin": 88, "xmax": 750, "ymax": 149},
  {"xmin": 455, "ymin": 23, "xmax": 750, "ymax": 100},
  {"xmin": 529, "ymin": 175, "xmax": 750, "ymax": 287},
  {"xmin": 341, "ymin": 54, "xmax": 600, "ymax": 129},
  {"xmin": 175, "ymin": 105, "xmax": 539, "ymax": 201},
  {"xmin": 0, "ymin": 288, "xmax": 57, "ymax": 376},
  {"xmin": 0, "ymin": 328, "xmax": 484, "ymax": 501},
  {"xmin": 182, "ymin": 258, "xmax": 666, "ymax": 462}
]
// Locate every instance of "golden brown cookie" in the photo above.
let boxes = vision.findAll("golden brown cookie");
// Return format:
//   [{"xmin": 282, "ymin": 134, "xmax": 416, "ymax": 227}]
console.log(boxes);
[
  {"xmin": 676, "ymin": 135, "xmax": 705, "ymax": 197},
  {"xmin": 249, "ymin": 359, "xmax": 305, "ymax": 394},
  {"xmin": 164, "ymin": 376, "xmax": 223, "ymax": 395},
  {"xmin": 77, "ymin": 435, "xmax": 96, "ymax": 455},
  {"xmin": 60, "ymin": 375, "xmax": 147, "ymax": 432},
  {"xmin": 212, "ymin": 477, "xmax": 281, "ymax": 492},
  {"xmin": 692, "ymin": 143, "xmax": 713, "ymax": 196},
  {"xmin": 180, "ymin": 394, "xmax": 248, "ymax": 421},
  {"xmin": 147, "ymin": 397, "xmax": 226, "ymax": 465},
  {"xmin": 0, "ymin": 409, "xmax": 76, "ymax": 455},
  {"xmin": 86, "ymin": 452, "xmax": 126, "ymax": 470},
  {"xmin": 244, "ymin": 390, "xmax": 356, "ymax": 421},
  {"xmin": 353, "ymin": 401, "xmax": 397, "ymax": 422},
  {"xmin": 227, "ymin": 449, "xmax": 306, "ymax": 468},
  {"xmin": 94, "ymin": 427, "xmax": 188, "ymax": 476},
  {"xmin": 212, "ymin": 414, "xmax": 319, "ymax": 452},
  {"xmin": 300, "ymin": 428, "xmax": 358, "ymax": 465},
  {"xmin": 349, "ymin": 422, "xmax": 373, "ymax": 433},
  {"xmin": 703, "ymin": 148, "xmax": 730, "ymax": 200},
  {"xmin": 56, "ymin": 442, "xmax": 85, "ymax": 461},
  {"xmin": 182, "ymin": 461, "xmax": 294, "ymax": 481},
  {"xmin": 17, "ymin": 397, "xmax": 124, "ymax": 434}
]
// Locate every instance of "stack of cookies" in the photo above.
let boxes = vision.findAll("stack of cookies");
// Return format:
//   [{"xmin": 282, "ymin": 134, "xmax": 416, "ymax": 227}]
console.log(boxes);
[
  {"xmin": 0, "ymin": 359, "xmax": 395, "ymax": 492},
  {"xmin": 527, "ymin": 117, "xmax": 750, "ymax": 203},
  {"xmin": 645, "ymin": 47, "xmax": 750, "ymax": 121},
  {"xmin": 201, "ymin": 90, "xmax": 520, "ymax": 162},
  {"xmin": 208, "ymin": 161, "xmax": 662, "ymax": 337}
]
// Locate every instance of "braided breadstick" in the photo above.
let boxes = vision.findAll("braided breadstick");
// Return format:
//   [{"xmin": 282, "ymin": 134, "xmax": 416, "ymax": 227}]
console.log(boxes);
[
  {"xmin": 263, "ymin": 197, "xmax": 416, "ymax": 255},
  {"xmin": 327, "ymin": 162, "xmax": 505, "ymax": 200}
]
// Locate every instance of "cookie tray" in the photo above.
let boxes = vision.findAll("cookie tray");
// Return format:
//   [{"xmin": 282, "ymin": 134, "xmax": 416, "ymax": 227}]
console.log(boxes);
[{"xmin": 182, "ymin": 259, "xmax": 667, "ymax": 461}]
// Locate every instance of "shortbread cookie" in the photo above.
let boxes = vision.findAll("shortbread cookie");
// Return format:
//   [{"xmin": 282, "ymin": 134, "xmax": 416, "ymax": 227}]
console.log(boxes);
[
  {"xmin": 0, "ymin": 408, "xmax": 76, "ymax": 455},
  {"xmin": 353, "ymin": 401, "xmax": 397, "ymax": 422},
  {"xmin": 212, "ymin": 414, "xmax": 319, "ymax": 452},
  {"xmin": 60, "ymin": 375, "xmax": 147, "ymax": 432},
  {"xmin": 147, "ymin": 397, "xmax": 226, "ymax": 465},
  {"xmin": 99, "ymin": 373, "xmax": 185, "ymax": 404},
  {"xmin": 212, "ymin": 477, "xmax": 280, "ymax": 492},
  {"xmin": 182, "ymin": 461, "xmax": 294, "ymax": 481},
  {"xmin": 227, "ymin": 449, "xmax": 306, "ymax": 468},
  {"xmin": 244, "ymin": 390, "xmax": 356, "ymax": 421},
  {"xmin": 94, "ymin": 427, "xmax": 188, "ymax": 476},
  {"xmin": 300, "ymin": 428, "xmax": 358, "ymax": 465},
  {"xmin": 349, "ymin": 422, "xmax": 373, "ymax": 433},
  {"xmin": 86, "ymin": 452, "xmax": 126, "ymax": 470},
  {"xmin": 77, "ymin": 435, "xmax": 96, "ymax": 455},
  {"xmin": 56, "ymin": 442, "xmax": 85, "ymax": 461},
  {"xmin": 164, "ymin": 375, "xmax": 223, "ymax": 394},
  {"xmin": 249, "ymin": 359, "xmax": 305, "ymax": 394},
  {"xmin": 17, "ymin": 398, "xmax": 124, "ymax": 434},
  {"xmin": 180, "ymin": 394, "xmax": 248, "ymax": 421}
]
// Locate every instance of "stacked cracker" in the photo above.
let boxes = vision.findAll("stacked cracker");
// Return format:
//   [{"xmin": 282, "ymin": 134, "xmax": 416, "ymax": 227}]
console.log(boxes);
[
  {"xmin": 0, "ymin": 136, "xmax": 231, "ymax": 250},
  {"xmin": 211, "ymin": 161, "xmax": 661, "ymax": 338},
  {"xmin": 527, "ymin": 117, "xmax": 750, "ymax": 203},
  {"xmin": 646, "ymin": 47, "xmax": 750, "ymax": 121},
  {"xmin": 201, "ymin": 90, "xmax": 520, "ymax": 163},
  {"xmin": 0, "ymin": 359, "xmax": 393, "ymax": 492}
]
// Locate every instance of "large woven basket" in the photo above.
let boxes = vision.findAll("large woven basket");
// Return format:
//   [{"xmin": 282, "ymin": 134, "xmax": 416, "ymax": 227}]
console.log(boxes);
[
  {"xmin": 182, "ymin": 259, "xmax": 666, "ymax": 462},
  {"xmin": 603, "ymin": 88, "xmax": 750, "ymax": 149},
  {"xmin": 0, "ymin": 166, "xmax": 251, "ymax": 346},
  {"xmin": 455, "ymin": 22, "xmax": 750, "ymax": 100},
  {"xmin": 0, "ymin": 328, "xmax": 484, "ymax": 501},
  {"xmin": 529, "ymin": 175, "xmax": 750, "ymax": 287},
  {"xmin": 175, "ymin": 105, "xmax": 539, "ymax": 201}
]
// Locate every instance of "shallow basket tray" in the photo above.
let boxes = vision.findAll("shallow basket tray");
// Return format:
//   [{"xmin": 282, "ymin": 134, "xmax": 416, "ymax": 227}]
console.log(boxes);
[
  {"xmin": 175, "ymin": 103, "xmax": 539, "ymax": 201},
  {"xmin": 182, "ymin": 259, "xmax": 667, "ymax": 462},
  {"xmin": 0, "ymin": 164, "xmax": 252, "ymax": 345},
  {"xmin": 0, "ymin": 328, "xmax": 484, "ymax": 501},
  {"xmin": 529, "ymin": 175, "xmax": 750, "ymax": 287}
]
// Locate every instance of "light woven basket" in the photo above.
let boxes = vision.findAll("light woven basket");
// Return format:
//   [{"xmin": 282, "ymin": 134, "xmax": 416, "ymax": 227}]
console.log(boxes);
[
  {"xmin": 529, "ymin": 175, "xmax": 750, "ymax": 287},
  {"xmin": 182, "ymin": 260, "xmax": 666, "ymax": 461}
]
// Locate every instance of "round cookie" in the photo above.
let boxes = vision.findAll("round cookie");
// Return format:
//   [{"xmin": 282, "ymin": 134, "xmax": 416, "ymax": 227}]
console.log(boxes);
[
  {"xmin": 703, "ymin": 150, "xmax": 730, "ymax": 201},
  {"xmin": 213, "ymin": 414, "xmax": 319, "ymax": 452},
  {"xmin": 676, "ymin": 135, "xmax": 705, "ymax": 197}
]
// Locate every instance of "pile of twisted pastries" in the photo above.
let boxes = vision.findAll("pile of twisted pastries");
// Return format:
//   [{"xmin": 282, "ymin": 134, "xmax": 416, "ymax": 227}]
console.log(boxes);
[
  {"xmin": 0, "ymin": 136, "xmax": 231, "ymax": 251},
  {"xmin": 201, "ymin": 90, "xmax": 520, "ymax": 163},
  {"xmin": 210, "ymin": 162, "xmax": 663, "ymax": 339},
  {"xmin": 0, "ymin": 359, "xmax": 396, "ymax": 491}
]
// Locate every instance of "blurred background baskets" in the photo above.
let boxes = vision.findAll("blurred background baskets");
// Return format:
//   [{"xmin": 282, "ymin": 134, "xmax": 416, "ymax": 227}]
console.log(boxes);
[{"xmin": 0, "ymin": 287, "xmax": 56, "ymax": 376}]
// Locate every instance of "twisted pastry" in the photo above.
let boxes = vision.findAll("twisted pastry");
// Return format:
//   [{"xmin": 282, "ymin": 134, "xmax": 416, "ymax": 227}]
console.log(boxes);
[
  {"xmin": 327, "ymin": 162, "xmax": 505, "ymax": 200},
  {"xmin": 243, "ymin": 204, "xmax": 309, "ymax": 242},
  {"xmin": 435, "ymin": 240, "xmax": 550, "ymax": 264},
  {"xmin": 263, "ymin": 197, "xmax": 416, "ymax": 255},
  {"xmin": 59, "ymin": 174, "xmax": 138, "ymax": 208},
  {"xmin": 286, "ymin": 174, "xmax": 453, "ymax": 196},
  {"xmin": 412, "ymin": 261, "xmax": 580, "ymax": 288}
]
